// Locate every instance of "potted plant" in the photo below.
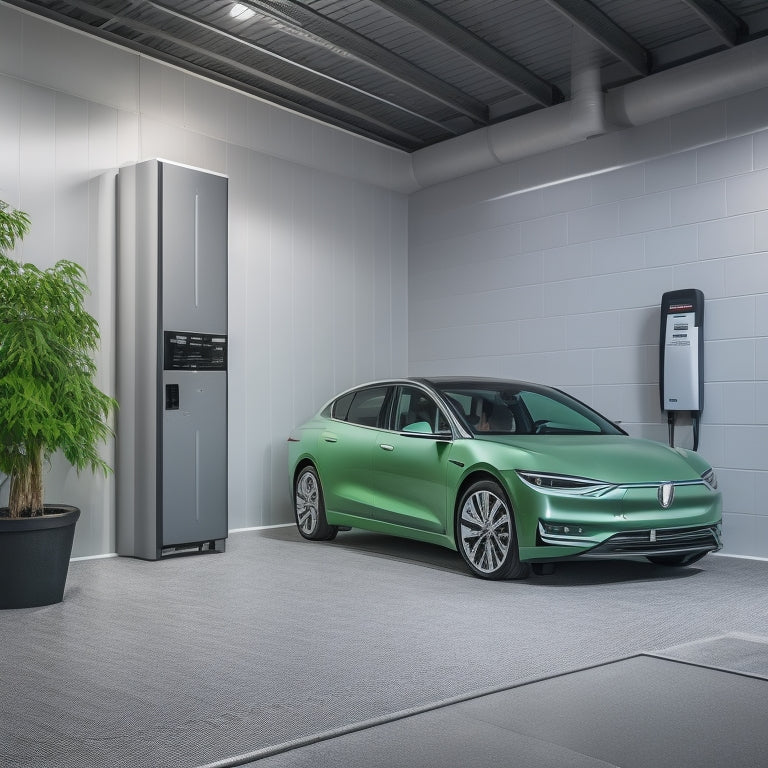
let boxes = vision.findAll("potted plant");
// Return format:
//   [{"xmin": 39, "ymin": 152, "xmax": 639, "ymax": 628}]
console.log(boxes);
[{"xmin": 0, "ymin": 200, "xmax": 116, "ymax": 609}]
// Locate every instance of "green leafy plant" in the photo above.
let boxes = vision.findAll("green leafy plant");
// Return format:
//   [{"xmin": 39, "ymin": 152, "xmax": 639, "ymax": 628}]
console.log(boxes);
[{"xmin": 0, "ymin": 200, "xmax": 117, "ymax": 517}]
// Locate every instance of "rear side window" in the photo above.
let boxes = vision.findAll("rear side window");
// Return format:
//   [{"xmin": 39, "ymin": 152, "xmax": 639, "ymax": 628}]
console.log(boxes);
[
  {"xmin": 344, "ymin": 387, "xmax": 390, "ymax": 427},
  {"xmin": 331, "ymin": 392, "xmax": 355, "ymax": 420}
]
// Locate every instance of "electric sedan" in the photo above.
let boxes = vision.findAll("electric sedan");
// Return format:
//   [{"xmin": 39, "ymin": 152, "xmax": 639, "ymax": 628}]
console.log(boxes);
[{"xmin": 288, "ymin": 377, "xmax": 722, "ymax": 579}]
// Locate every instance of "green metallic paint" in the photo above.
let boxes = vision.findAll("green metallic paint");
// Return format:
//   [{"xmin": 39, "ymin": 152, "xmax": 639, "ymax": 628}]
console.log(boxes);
[{"xmin": 288, "ymin": 380, "xmax": 722, "ymax": 570}]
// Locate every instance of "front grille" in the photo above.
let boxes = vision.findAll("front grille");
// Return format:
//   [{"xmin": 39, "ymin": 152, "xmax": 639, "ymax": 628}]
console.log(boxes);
[{"xmin": 583, "ymin": 524, "xmax": 721, "ymax": 558}]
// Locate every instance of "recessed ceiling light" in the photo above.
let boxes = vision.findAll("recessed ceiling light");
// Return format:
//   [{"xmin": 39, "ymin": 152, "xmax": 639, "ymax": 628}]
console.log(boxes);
[{"xmin": 230, "ymin": 3, "xmax": 255, "ymax": 21}]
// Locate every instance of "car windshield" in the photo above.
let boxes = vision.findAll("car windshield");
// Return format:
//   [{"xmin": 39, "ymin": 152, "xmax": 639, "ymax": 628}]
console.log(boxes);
[{"xmin": 434, "ymin": 381, "xmax": 624, "ymax": 436}]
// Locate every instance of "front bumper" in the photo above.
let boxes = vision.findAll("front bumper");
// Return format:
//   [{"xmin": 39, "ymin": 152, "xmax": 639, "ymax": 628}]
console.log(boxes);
[{"xmin": 576, "ymin": 522, "xmax": 722, "ymax": 559}]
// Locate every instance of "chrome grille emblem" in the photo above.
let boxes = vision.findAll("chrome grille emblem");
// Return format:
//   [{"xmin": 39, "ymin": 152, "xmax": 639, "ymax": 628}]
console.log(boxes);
[{"xmin": 658, "ymin": 482, "xmax": 675, "ymax": 509}]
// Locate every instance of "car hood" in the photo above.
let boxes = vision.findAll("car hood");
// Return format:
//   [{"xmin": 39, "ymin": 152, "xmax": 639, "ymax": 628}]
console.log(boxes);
[{"xmin": 477, "ymin": 435, "xmax": 709, "ymax": 484}]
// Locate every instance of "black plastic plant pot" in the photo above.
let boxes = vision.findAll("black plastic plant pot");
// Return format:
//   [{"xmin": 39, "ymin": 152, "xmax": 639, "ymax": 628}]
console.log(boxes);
[{"xmin": 0, "ymin": 505, "xmax": 81, "ymax": 609}]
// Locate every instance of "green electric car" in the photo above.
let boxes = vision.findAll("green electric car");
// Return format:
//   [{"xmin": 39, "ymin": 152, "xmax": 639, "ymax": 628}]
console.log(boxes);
[{"xmin": 288, "ymin": 377, "xmax": 722, "ymax": 579}]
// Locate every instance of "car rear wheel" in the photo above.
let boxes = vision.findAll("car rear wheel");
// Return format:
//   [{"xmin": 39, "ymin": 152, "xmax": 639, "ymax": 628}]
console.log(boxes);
[
  {"xmin": 456, "ymin": 480, "xmax": 529, "ymax": 580},
  {"xmin": 294, "ymin": 465, "xmax": 338, "ymax": 541}
]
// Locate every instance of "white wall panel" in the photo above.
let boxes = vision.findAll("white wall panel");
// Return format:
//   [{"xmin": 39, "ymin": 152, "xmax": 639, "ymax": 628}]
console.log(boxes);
[
  {"xmin": 671, "ymin": 180, "xmax": 727, "ymax": 225},
  {"xmin": 620, "ymin": 191, "xmax": 671, "ymax": 234},
  {"xmin": 542, "ymin": 242, "xmax": 591, "ymax": 281},
  {"xmin": 181, "ymin": 132, "xmax": 228, "ymax": 175},
  {"xmin": 619, "ymin": 306, "xmax": 657, "ymax": 346},
  {"xmin": 755, "ymin": 130, "xmax": 768, "ymax": 169},
  {"xmin": 645, "ymin": 224, "xmax": 698, "ymax": 267},
  {"xmin": 726, "ymin": 167, "xmax": 768, "ymax": 215},
  {"xmin": 138, "ymin": 59, "xmax": 185, "ymax": 126},
  {"xmin": 0, "ymin": 7, "xmax": 23, "ymax": 78},
  {"xmin": 697, "ymin": 135, "xmax": 754, "ymax": 182},
  {"xmin": 18, "ymin": 84, "xmax": 56, "ymax": 265},
  {"xmin": 645, "ymin": 151, "xmax": 697, "ymax": 193},
  {"xmin": 591, "ymin": 165, "xmax": 645, "ymax": 205},
  {"xmin": 542, "ymin": 177, "xmax": 592, "ymax": 213},
  {"xmin": 757, "ymin": 294, "xmax": 768, "ymax": 334},
  {"xmin": 116, "ymin": 110, "xmax": 139, "ymax": 166},
  {"xmin": 567, "ymin": 311, "xmax": 622, "ymax": 350},
  {"xmin": 698, "ymin": 215, "xmax": 755, "ymax": 260},
  {"xmin": 706, "ymin": 339, "xmax": 755, "ymax": 382},
  {"xmin": 721, "ymin": 512, "xmax": 767, "ymax": 558},
  {"xmin": 568, "ymin": 202, "xmax": 619, "ymax": 243},
  {"xmin": 0, "ymin": 77, "xmax": 21, "ymax": 204},
  {"xmin": 519, "ymin": 316, "xmax": 567, "ymax": 353},
  {"xmin": 758, "ymin": 383, "xmax": 768, "ymax": 424},
  {"xmin": 706, "ymin": 296, "xmax": 755, "ymax": 340},
  {"xmin": 672, "ymin": 254, "xmax": 726, "ymax": 298},
  {"xmin": 591, "ymin": 234, "xmax": 644, "ymax": 274},
  {"xmin": 725, "ymin": 253, "xmax": 768, "ymax": 296},
  {"xmin": 757, "ymin": 212, "xmax": 768, "ymax": 251},
  {"xmin": 723, "ymin": 382, "xmax": 756, "ymax": 425},
  {"xmin": 19, "ymin": 13, "xmax": 138, "ymax": 113},
  {"xmin": 725, "ymin": 426, "xmax": 768, "ymax": 471},
  {"xmin": 756, "ymin": 338, "xmax": 768, "ymax": 381},
  {"xmin": 54, "ymin": 94, "xmax": 89, "ymax": 266},
  {"xmin": 88, "ymin": 104, "xmax": 118, "ymax": 175}
]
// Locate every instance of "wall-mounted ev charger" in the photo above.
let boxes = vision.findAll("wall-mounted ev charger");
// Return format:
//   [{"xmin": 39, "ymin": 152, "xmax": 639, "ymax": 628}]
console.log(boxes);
[{"xmin": 659, "ymin": 288, "xmax": 705, "ymax": 451}]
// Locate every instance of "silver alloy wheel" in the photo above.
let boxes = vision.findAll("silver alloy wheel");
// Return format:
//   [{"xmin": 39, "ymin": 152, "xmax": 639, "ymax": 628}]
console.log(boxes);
[
  {"xmin": 295, "ymin": 469, "xmax": 319, "ymax": 536},
  {"xmin": 459, "ymin": 489, "xmax": 511, "ymax": 574}
]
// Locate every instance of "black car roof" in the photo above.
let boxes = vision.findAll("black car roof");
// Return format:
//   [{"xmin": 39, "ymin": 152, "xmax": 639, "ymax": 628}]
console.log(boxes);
[{"xmin": 415, "ymin": 376, "xmax": 539, "ymax": 389}]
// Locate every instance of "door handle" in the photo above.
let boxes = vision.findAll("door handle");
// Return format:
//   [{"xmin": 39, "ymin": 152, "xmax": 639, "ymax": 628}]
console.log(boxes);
[
  {"xmin": 379, "ymin": 444, "xmax": 394, "ymax": 451},
  {"xmin": 323, "ymin": 436, "xmax": 338, "ymax": 443}
]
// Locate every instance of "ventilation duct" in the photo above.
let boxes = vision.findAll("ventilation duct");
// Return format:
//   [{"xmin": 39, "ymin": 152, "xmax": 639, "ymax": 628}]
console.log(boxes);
[
  {"xmin": 606, "ymin": 34, "xmax": 768, "ymax": 127},
  {"xmin": 412, "ymin": 28, "xmax": 607, "ymax": 188},
  {"xmin": 409, "ymin": 34, "xmax": 768, "ymax": 191}
]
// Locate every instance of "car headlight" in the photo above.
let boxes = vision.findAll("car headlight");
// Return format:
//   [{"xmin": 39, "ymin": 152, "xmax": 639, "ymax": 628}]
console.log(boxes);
[
  {"xmin": 702, "ymin": 468, "xmax": 718, "ymax": 491},
  {"xmin": 516, "ymin": 471, "xmax": 616, "ymax": 497}
]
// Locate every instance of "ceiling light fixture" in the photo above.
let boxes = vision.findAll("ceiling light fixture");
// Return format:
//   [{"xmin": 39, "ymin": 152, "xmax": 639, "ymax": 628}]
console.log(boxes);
[{"xmin": 230, "ymin": 3, "xmax": 255, "ymax": 21}]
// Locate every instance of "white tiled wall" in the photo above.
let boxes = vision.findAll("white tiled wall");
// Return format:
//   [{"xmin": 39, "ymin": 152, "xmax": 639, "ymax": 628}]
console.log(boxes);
[
  {"xmin": 409, "ymin": 112, "xmax": 768, "ymax": 559},
  {"xmin": 0, "ymin": 6, "xmax": 409, "ymax": 555}
]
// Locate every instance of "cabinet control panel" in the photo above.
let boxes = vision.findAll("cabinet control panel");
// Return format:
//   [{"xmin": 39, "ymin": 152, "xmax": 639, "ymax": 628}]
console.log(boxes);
[{"xmin": 164, "ymin": 331, "xmax": 227, "ymax": 371}]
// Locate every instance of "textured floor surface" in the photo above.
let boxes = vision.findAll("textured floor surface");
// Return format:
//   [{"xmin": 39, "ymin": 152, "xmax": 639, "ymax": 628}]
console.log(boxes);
[
  {"xmin": 249, "ymin": 652, "xmax": 768, "ymax": 768},
  {"xmin": 2, "ymin": 527, "xmax": 768, "ymax": 768}
]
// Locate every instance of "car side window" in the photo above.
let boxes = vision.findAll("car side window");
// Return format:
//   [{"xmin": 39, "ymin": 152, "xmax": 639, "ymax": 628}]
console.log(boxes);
[
  {"xmin": 345, "ymin": 387, "xmax": 390, "ymax": 427},
  {"xmin": 331, "ymin": 392, "xmax": 354, "ymax": 420},
  {"xmin": 394, "ymin": 386, "xmax": 449, "ymax": 434}
]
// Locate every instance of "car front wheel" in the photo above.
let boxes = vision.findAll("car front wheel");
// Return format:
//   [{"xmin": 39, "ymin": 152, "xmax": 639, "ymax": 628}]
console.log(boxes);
[
  {"xmin": 456, "ymin": 480, "xmax": 529, "ymax": 580},
  {"xmin": 294, "ymin": 465, "xmax": 338, "ymax": 541}
]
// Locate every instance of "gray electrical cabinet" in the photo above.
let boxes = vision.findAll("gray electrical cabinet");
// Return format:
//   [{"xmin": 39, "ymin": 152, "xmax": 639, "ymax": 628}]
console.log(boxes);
[{"xmin": 117, "ymin": 160, "xmax": 228, "ymax": 559}]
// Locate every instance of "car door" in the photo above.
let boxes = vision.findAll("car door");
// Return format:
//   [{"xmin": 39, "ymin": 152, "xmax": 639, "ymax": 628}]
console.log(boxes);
[
  {"xmin": 314, "ymin": 385, "xmax": 391, "ymax": 520},
  {"xmin": 369, "ymin": 385, "xmax": 453, "ymax": 534}
]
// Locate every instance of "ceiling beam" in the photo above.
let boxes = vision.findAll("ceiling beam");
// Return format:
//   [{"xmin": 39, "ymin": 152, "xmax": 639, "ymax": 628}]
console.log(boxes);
[
  {"xmin": 368, "ymin": 0, "xmax": 563, "ymax": 107},
  {"xmin": 148, "ymin": 0, "xmax": 458, "ymax": 139},
  {"xmin": 543, "ymin": 0, "xmax": 651, "ymax": 75},
  {"xmin": 6, "ymin": 0, "xmax": 427, "ymax": 148},
  {"xmin": 241, "ymin": 0, "xmax": 488, "ymax": 124},
  {"xmin": 679, "ymin": 0, "xmax": 748, "ymax": 46}
]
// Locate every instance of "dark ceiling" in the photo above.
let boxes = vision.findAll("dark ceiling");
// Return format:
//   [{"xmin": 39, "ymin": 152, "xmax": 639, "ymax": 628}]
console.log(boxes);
[{"xmin": 6, "ymin": 0, "xmax": 768, "ymax": 151}]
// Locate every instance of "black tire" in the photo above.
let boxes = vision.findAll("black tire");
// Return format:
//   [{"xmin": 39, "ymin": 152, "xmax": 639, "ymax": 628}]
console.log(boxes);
[
  {"xmin": 647, "ymin": 552, "xmax": 708, "ymax": 567},
  {"xmin": 294, "ymin": 465, "xmax": 338, "ymax": 541},
  {"xmin": 455, "ymin": 479, "xmax": 529, "ymax": 580}
]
